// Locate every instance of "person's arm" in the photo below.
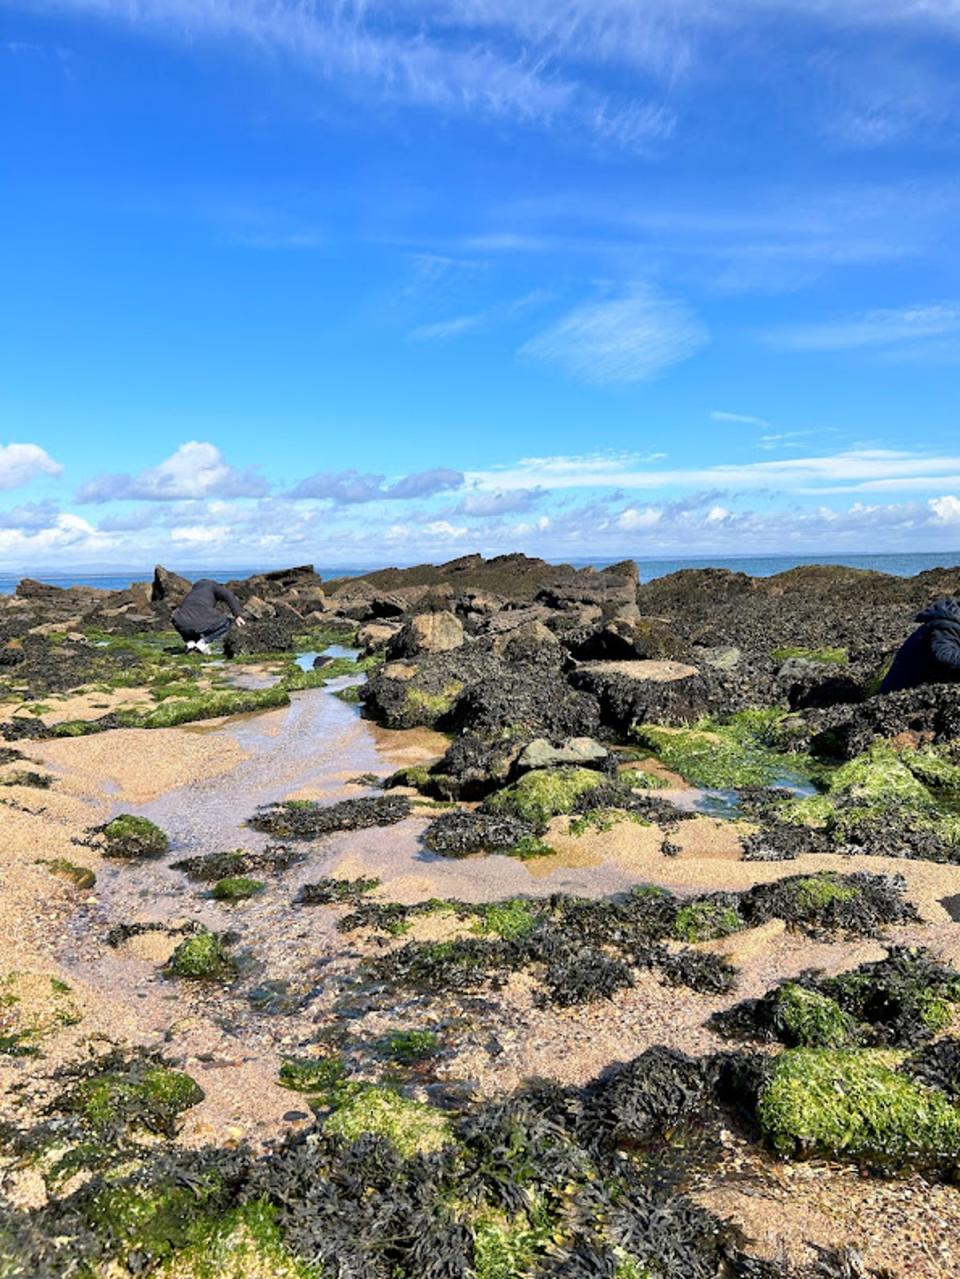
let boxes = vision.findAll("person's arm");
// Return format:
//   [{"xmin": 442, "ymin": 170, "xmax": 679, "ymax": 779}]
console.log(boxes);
[
  {"xmin": 213, "ymin": 583, "xmax": 244, "ymax": 619},
  {"xmin": 930, "ymin": 626, "xmax": 960, "ymax": 673}
]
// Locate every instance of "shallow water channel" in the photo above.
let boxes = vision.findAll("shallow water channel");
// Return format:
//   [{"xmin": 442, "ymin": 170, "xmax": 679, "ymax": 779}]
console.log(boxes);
[{"xmin": 56, "ymin": 657, "xmax": 669, "ymax": 1051}]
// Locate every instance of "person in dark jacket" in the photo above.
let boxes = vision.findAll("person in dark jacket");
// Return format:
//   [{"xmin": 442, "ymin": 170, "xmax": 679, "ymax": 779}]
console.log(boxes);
[
  {"xmin": 171, "ymin": 579, "xmax": 246, "ymax": 653},
  {"xmin": 880, "ymin": 597, "xmax": 960, "ymax": 694}
]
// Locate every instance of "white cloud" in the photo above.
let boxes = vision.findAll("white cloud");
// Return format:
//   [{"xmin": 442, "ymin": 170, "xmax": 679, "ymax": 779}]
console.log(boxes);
[
  {"xmin": 77, "ymin": 441, "xmax": 269, "ymax": 502},
  {"xmin": 0, "ymin": 512, "xmax": 113, "ymax": 558},
  {"xmin": 617, "ymin": 507, "xmax": 661, "ymax": 530},
  {"xmin": 768, "ymin": 303, "xmax": 960, "ymax": 351},
  {"xmin": 170, "ymin": 524, "xmax": 230, "ymax": 544},
  {"xmin": 520, "ymin": 288, "xmax": 708, "ymax": 385},
  {"xmin": 467, "ymin": 448, "xmax": 960, "ymax": 495},
  {"xmin": 407, "ymin": 314, "xmax": 485, "ymax": 342},
  {"xmin": 710, "ymin": 410, "xmax": 770, "ymax": 428},
  {"xmin": 929, "ymin": 495, "xmax": 960, "ymax": 524},
  {"xmin": 0, "ymin": 443, "xmax": 63, "ymax": 491},
  {"xmin": 421, "ymin": 519, "xmax": 468, "ymax": 538}
]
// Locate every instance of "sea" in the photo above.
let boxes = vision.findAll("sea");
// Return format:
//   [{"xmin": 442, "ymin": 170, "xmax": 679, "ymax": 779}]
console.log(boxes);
[{"xmin": 2, "ymin": 551, "xmax": 960, "ymax": 595}]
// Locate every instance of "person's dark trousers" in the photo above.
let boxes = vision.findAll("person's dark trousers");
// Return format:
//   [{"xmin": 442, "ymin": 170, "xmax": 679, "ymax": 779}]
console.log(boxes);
[{"xmin": 173, "ymin": 617, "xmax": 233, "ymax": 646}]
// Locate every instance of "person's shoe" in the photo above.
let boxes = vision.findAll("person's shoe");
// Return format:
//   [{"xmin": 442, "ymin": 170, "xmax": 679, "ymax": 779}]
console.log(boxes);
[
  {"xmin": 195, "ymin": 638, "xmax": 211, "ymax": 655},
  {"xmin": 184, "ymin": 640, "xmax": 198, "ymax": 652}
]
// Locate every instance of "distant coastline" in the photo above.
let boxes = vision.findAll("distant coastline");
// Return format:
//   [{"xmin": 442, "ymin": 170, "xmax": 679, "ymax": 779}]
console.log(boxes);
[{"xmin": 2, "ymin": 549, "xmax": 960, "ymax": 595}]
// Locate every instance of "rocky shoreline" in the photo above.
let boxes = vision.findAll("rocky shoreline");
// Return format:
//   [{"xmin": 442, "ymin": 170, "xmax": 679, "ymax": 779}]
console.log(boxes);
[{"xmin": 2, "ymin": 554, "xmax": 960, "ymax": 1278}]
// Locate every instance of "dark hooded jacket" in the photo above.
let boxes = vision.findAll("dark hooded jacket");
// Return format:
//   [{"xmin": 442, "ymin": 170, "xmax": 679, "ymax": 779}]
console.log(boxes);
[
  {"xmin": 880, "ymin": 597, "xmax": 960, "ymax": 694},
  {"xmin": 171, "ymin": 579, "xmax": 243, "ymax": 637}
]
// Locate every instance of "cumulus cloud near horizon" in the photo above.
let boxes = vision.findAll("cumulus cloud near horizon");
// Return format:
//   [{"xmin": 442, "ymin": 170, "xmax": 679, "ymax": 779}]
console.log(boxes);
[{"xmin": 76, "ymin": 441, "xmax": 270, "ymax": 503}]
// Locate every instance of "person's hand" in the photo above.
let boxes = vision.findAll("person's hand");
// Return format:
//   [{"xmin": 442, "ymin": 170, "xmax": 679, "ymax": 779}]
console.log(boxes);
[{"xmin": 236, "ymin": 616, "xmax": 247, "ymax": 627}]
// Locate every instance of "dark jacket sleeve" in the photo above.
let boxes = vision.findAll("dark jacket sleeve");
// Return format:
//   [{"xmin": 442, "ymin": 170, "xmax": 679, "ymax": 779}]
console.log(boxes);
[
  {"xmin": 213, "ymin": 584, "xmax": 243, "ymax": 618},
  {"xmin": 930, "ymin": 626, "xmax": 960, "ymax": 673}
]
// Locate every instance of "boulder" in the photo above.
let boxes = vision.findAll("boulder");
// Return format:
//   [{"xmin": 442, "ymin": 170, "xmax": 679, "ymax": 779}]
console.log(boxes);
[
  {"xmin": 387, "ymin": 611, "xmax": 465, "ymax": 658},
  {"xmin": 567, "ymin": 618, "xmax": 690, "ymax": 663},
  {"xmin": 431, "ymin": 732, "xmax": 520, "ymax": 800},
  {"xmin": 242, "ymin": 595, "xmax": 276, "ymax": 621},
  {"xmin": 151, "ymin": 565, "xmax": 191, "ymax": 606},
  {"xmin": 517, "ymin": 737, "xmax": 610, "ymax": 772},
  {"xmin": 223, "ymin": 618, "xmax": 295, "ymax": 658},
  {"xmin": 489, "ymin": 619, "xmax": 562, "ymax": 666},
  {"xmin": 357, "ymin": 621, "xmax": 401, "ymax": 655}
]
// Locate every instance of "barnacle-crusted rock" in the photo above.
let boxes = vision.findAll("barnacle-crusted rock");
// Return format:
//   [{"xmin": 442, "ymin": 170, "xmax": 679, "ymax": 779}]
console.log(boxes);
[
  {"xmin": 223, "ymin": 616, "xmax": 295, "ymax": 657},
  {"xmin": 807, "ymin": 684, "xmax": 960, "ymax": 760},
  {"xmin": 448, "ymin": 668, "xmax": 602, "ymax": 740}
]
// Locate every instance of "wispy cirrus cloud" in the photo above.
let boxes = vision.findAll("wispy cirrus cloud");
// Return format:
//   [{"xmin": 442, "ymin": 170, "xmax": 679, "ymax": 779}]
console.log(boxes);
[
  {"xmin": 710, "ymin": 410, "xmax": 771, "ymax": 428},
  {"xmin": 407, "ymin": 314, "xmax": 485, "ymax": 342},
  {"xmin": 30, "ymin": 0, "xmax": 672, "ymax": 150},
  {"xmin": 520, "ymin": 287, "xmax": 708, "ymax": 385},
  {"xmin": 768, "ymin": 302, "xmax": 960, "ymax": 352},
  {"xmin": 76, "ymin": 442, "xmax": 269, "ymax": 503},
  {"xmin": 468, "ymin": 447, "xmax": 960, "ymax": 495}
]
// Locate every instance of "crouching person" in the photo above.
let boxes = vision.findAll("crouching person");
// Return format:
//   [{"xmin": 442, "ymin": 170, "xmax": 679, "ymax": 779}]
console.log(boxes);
[
  {"xmin": 172, "ymin": 578, "xmax": 247, "ymax": 654},
  {"xmin": 880, "ymin": 597, "xmax": 960, "ymax": 694}
]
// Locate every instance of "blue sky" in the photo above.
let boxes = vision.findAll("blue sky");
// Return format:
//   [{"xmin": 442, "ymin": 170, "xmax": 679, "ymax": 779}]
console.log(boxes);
[{"xmin": 2, "ymin": 1, "xmax": 960, "ymax": 569}]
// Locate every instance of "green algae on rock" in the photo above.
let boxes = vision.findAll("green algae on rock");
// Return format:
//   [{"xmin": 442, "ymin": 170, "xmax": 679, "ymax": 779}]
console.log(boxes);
[
  {"xmin": 164, "ymin": 931, "xmax": 237, "ymax": 981},
  {"xmin": 634, "ymin": 712, "xmax": 816, "ymax": 791},
  {"xmin": 483, "ymin": 766, "xmax": 605, "ymax": 829},
  {"xmin": 98, "ymin": 813, "xmax": 170, "ymax": 859},
  {"xmin": 211, "ymin": 876, "xmax": 264, "ymax": 902},
  {"xmin": 758, "ymin": 1048, "xmax": 960, "ymax": 1172},
  {"xmin": 322, "ymin": 1082, "xmax": 454, "ymax": 1158}
]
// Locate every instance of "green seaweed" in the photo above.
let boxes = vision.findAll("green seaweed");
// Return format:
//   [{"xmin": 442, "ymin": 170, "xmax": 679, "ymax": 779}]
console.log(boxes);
[
  {"xmin": 212, "ymin": 876, "xmax": 264, "ymax": 902},
  {"xmin": 772, "ymin": 646, "xmax": 849, "ymax": 665},
  {"xmin": 164, "ymin": 932, "xmax": 236, "ymax": 981},
  {"xmin": 776, "ymin": 983, "xmax": 855, "ymax": 1049},
  {"xmin": 672, "ymin": 901, "xmax": 741, "ymax": 944},
  {"xmin": 758, "ymin": 1048, "xmax": 960, "ymax": 1170},
  {"xmin": 100, "ymin": 814, "xmax": 169, "ymax": 858},
  {"xmin": 485, "ymin": 767, "xmax": 605, "ymax": 828},
  {"xmin": 322, "ymin": 1083, "xmax": 453, "ymax": 1158}
]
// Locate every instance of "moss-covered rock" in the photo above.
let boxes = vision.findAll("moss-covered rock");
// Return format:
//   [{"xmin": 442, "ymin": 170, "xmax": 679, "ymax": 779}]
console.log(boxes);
[
  {"xmin": 63, "ymin": 1061, "xmax": 204, "ymax": 1140},
  {"xmin": 322, "ymin": 1083, "xmax": 453, "ymax": 1158},
  {"xmin": 164, "ymin": 931, "xmax": 236, "ymax": 981},
  {"xmin": 41, "ymin": 857, "xmax": 96, "ymax": 889},
  {"xmin": 484, "ymin": 767, "xmax": 605, "ymax": 829},
  {"xmin": 156, "ymin": 1201, "xmax": 321, "ymax": 1279},
  {"xmin": 828, "ymin": 745, "xmax": 935, "ymax": 808},
  {"xmin": 672, "ymin": 900, "xmax": 742, "ymax": 944},
  {"xmin": 772, "ymin": 646, "xmax": 849, "ymax": 665},
  {"xmin": 758, "ymin": 1048, "xmax": 960, "ymax": 1171},
  {"xmin": 775, "ymin": 983, "xmax": 855, "ymax": 1049},
  {"xmin": 99, "ymin": 813, "xmax": 170, "ymax": 858},
  {"xmin": 212, "ymin": 876, "xmax": 264, "ymax": 902}
]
